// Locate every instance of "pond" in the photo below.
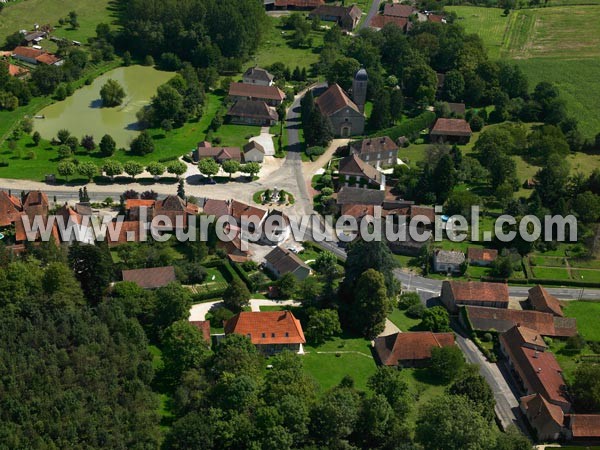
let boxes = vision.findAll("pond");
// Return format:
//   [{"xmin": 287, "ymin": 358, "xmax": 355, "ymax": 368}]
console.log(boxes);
[{"xmin": 34, "ymin": 65, "xmax": 174, "ymax": 148}]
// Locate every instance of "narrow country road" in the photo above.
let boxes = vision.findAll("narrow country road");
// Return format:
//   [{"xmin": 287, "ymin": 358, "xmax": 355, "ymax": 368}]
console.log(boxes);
[
  {"xmin": 360, "ymin": 0, "xmax": 382, "ymax": 30},
  {"xmin": 453, "ymin": 323, "xmax": 523, "ymax": 432}
]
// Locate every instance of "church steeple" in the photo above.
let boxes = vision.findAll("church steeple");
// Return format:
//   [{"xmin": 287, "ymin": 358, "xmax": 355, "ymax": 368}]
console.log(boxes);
[{"xmin": 352, "ymin": 68, "xmax": 368, "ymax": 114}]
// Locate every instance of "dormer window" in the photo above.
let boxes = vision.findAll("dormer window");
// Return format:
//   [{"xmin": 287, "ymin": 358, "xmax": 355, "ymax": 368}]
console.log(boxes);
[
  {"xmin": 285, "ymin": 332, "xmax": 289, "ymax": 337},
  {"xmin": 271, "ymin": 333, "xmax": 275, "ymax": 338},
  {"xmin": 261, "ymin": 333, "xmax": 266, "ymax": 338}
]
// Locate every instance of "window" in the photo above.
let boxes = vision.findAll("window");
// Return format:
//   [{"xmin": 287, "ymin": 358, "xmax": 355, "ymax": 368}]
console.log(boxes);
[
  {"xmin": 271, "ymin": 333, "xmax": 275, "ymax": 338},
  {"xmin": 261, "ymin": 333, "xmax": 266, "ymax": 338}
]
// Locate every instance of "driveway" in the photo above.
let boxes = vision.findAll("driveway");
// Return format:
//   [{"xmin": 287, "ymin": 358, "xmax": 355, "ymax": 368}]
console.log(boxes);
[
  {"xmin": 250, "ymin": 127, "xmax": 275, "ymax": 156},
  {"xmin": 189, "ymin": 298, "xmax": 301, "ymax": 321}
]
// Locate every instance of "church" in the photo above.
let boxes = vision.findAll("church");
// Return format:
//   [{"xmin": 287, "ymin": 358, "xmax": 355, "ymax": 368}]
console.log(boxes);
[{"xmin": 315, "ymin": 69, "xmax": 367, "ymax": 137}]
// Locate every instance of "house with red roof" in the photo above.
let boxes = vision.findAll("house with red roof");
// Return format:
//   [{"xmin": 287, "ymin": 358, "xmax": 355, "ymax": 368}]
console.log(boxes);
[
  {"xmin": 373, "ymin": 331, "xmax": 455, "ymax": 367},
  {"xmin": 441, "ymin": 280, "xmax": 509, "ymax": 313},
  {"xmin": 467, "ymin": 247, "xmax": 498, "ymax": 266},
  {"xmin": 500, "ymin": 325, "xmax": 571, "ymax": 413},
  {"xmin": 0, "ymin": 191, "xmax": 23, "ymax": 228},
  {"xmin": 430, "ymin": 118, "xmax": 472, "ymax": 144},
  {"xmin": 224, "ymin": 311, "xmax": 306, "ymax": 355},
  {"xmin": 228, "ymin": 82, "xmax": 285, "ymax": 106},
  {"xmin": 189, "ymin": 320, "xmax": 212, "ymax": 346},
  {"xmin": 528, "ymin": 285, "xmax": 564, "ymax": 317}
]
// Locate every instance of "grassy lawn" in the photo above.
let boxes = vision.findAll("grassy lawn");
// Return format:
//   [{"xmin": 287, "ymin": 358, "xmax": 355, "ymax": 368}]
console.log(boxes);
[
  {"xmin": 563, "ymin": 301, "xmax": 600, "ymax": 341},
  {"xmin": 445, "ymin": 6, "xmax": 510, "ymax": 59},
  {"xmin": 254, "ymin": 16, "xmax": 325, "ymax": 71},
  {"xmin": 303, "ymin": 335, "xmax": 376, "ymax": 392},
  {"xmin": 531, "ymin": 266, "xmax": 572, "ymax": 280},
  {"xmin": 259, "ymin": 305, "xmax": 286, "ymax": 311},
  {"xmin": 548, "ymin": 339, "xmax": 596, "ymax": 384},
  {"xmin": 397, "ymin": 368, "xmax": 447, "ymax": 432},
  {"xmin": 0, "ymin": 0, "xmax": 117, "ymax": 44},
  {"xmin": 570, "ymin": 269, "xmax": 600, "ymax": 284},
  {"xmin": 388, "ymin": 308, "xmax": 422, "ymax": 332}
]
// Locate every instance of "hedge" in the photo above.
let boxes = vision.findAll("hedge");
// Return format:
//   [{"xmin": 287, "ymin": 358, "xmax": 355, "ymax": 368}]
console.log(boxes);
[{"xmin": 374, "ymin": 111, "xmax": 436, "ymax": 141}]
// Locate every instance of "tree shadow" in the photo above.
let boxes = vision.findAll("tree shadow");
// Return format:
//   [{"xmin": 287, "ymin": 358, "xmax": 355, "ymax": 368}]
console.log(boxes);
[{"xmin": 89, "ymin": 99, "xmax": 103, "ymax": 109}]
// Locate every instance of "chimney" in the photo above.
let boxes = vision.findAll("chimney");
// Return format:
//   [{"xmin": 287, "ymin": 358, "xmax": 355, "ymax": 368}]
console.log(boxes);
[
  {"xmin": 538, "ymin": 368, "xmax": 542, "ymax": 373},
  {"xmin": 534, "ymin": 351, "xmax": 539, "ymax": 359}
]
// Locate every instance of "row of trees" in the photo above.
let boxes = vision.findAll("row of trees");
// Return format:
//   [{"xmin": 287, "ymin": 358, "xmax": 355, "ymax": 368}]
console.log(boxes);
[{"xmin": 57, "ymin": 157, "xmax": 187, "ymax": 182}]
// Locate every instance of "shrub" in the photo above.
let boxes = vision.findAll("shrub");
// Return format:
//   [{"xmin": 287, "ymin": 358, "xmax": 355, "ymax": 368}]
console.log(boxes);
[
  {"xmin": 566, "ymin": 334, "xmax": 586, "ymax": 352},
  {"xmin": 398, "ymin": 292, "xmax": 421, "ymax": 310},
  {"xmin": 482, "ymin": 333, "xmax": 493, "ymax": 343},
  {"xmin": 406, "ymin": 302, "xmax": 425, "ymax": 319},
  {"xmin": 209, "ymin": 307, "xmax": 234, "ymax": 325}
]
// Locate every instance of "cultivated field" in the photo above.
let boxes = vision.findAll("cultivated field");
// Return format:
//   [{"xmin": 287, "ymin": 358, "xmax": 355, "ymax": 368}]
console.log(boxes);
[
  {"xmin": 445, "ymin": 6, "xmax": 510, "ymax": 59},
  {"xmin": 448, "ymin": 5, "xmax": 600, "ymax": 137}
]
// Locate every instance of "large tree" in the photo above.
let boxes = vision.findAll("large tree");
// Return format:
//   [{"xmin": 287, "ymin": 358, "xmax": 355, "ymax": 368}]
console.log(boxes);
[
  {"xmin": 350, "ymin": 269, "xmax": 391, "ymax": 338},
  {"xmin": 572, "ymin": 363, "xmax": 600, "ymax": 413},
  {"xmin": 223, "ymin": 278, "xmax": 250, "ymax": 313},
  {"xmin": 68, "ymin": 243, "xmax": 113, "ymax": 304},
  {"xmin": 100, "ymin": 78, "xmax": 126, "ymax": 107},
  {"xmin": 344, "ymin": 240, "xmax": 399, "ymax": 297},
  {"xmin": 448, "ymin": 365, "xmax": 496, "ymax": 422},
  {"xmin": 162, "ymin": 320, "xmax": 211, "ymax": 383},
  {"xmin": 431, "ymin": 346, "xmax": 466, "ymax": 384},
  {"xmin": 416, "ymin": 395, "xmax": 496, "ymax": 450}
]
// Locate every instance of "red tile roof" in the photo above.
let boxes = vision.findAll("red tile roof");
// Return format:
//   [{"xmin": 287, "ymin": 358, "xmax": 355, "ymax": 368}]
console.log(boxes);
[
  {"xmin": 350, "ymin": 136, "xmax": 398, "ymax": 155},
  {"xmin": 338, "ymin": 154, "xmax": 383, "ymax": 184},
  {"xmin": 428, "ymin": 13, "xmax": 444, "ymax": 23},
  {"xmin": 229, "ymin": 82, "xmax": 285, "ymax": 102},
  {"xmin": 521, "ymin": 393, "xmax": 565, "ymax": 430},
  {"xmin": 446, "ymin": 280, "xmax": 509, "ymax": 304},
  {"xmin": 36, "ymin": 53, "xmax": 60, "ymax": 65},
  {"xmin": 0, "ymin": 191, "xmax": 23, "ymax": 227},
  {"xmin": 383, "ymin": 3, "xmax": 416, "ymax": 17},
  {"xmin": 230, "ymin": 199, "xmax": 267, "ymax": 222},
  {"xmin": 569, "ymin": 414, "xmax": 600, "ymax": 438},
  {"xmin": 464, "ymin": 306, "xmax": 577, "ymax": 337},
  {"xmin": 122, "ymin": 266, "xmax": 176, "ymax": 289},
  {"xmin": 529, "ymin": 285, "xmax": 564, "ymax": 317},
  {"xmin": 274, "ymin": 0, "xmax": 323, "ymax": 7},
  {"xmin": 190, "ymin": 320, "xmax": 212, "ymax": 345},
  {"xmin": 13, "ymin": 46, "xmax": 44, "ymax": 59},
  {"xmin": 224, "ymin": 311, "xmax": 306, "ymax": 345},
  {"xmin": 505, "ymin": 325, "xmax": 548, "ymax": 350},
  {"xmin": 202, "ymin": 199, "xmax": 230, "ymax": 218},
  {"xmin": 341, "ymin": 203, "xmax": 375, "ymax": 219},
  {"xmin": 8, "ymin": 64, "xmax": 29, "ymax": 77},
  {"xmin": 374, "ymin": 331, "xmax": 455, "ymax": 366},
  {"xmin": 107, "ymin": 220, "xmax": 145, "ymax": 246},
  {"xmin": 196, "ymin": 146, "xmax": 242, "ymax": 162},
  {"xmin": 369, "ymin": 14, "xmax": 409, "ymax": 30},
  {"xmin": 316, "ymin": 83, "xmax": 361, "ymax": 117},
  {"xmin": 125, "ymin": 199, "xmax": 156, "ymax": 209},
  {"xmin": 431, "ymin": 118, "xmax": 472, "ymax": 137},
  {"xmin": 467, "ymin": 247, "xmax": 498, "ymax": 263},
  {"xmin": 501, "ymin": 328, "xmax": 570, "ymax": 409}
]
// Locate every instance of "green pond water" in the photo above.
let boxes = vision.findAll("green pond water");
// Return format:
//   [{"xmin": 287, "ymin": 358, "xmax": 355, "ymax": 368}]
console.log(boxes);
[{"xmin": 34, "ymin": 65, "xmax": 174, "ymax": 147}]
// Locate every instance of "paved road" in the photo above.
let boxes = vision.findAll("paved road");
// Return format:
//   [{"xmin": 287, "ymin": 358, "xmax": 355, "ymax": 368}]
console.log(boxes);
[
  {"xmin": 360, "ymin": 0, "xmax": 382, "ymax": 30},
  {"xmin": 453, "ymin": 324, "xmax": 523, "ymax": 432}
]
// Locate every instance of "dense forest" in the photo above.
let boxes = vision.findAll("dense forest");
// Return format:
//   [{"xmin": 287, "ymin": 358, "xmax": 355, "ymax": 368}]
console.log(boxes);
[{"xmin": 118, "ymin": 0, "xmax": 266, "ymax": 72}]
